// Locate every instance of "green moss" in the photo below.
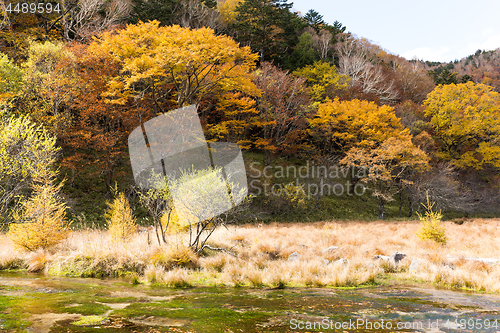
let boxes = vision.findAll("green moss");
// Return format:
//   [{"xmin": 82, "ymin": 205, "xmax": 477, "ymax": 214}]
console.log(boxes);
[
  {"xmin": 63, "ymin": 303, "xmax": 111, "ymax": 315},
  {"xmin": 72, "ymin": 315, "xmax": 108, "ymax": 326},
  {"xmin": 0, "ymin": 296, "xmax": 31, "ymax": 332}
]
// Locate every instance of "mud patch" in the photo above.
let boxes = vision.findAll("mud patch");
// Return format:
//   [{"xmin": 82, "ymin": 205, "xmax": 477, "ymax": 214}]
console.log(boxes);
[
  {"xmin": 128, "ymin": 315, "xmax": 187, "ymax": 327},
  {"xmin": 29, "ymin": 312, "xmax": 81, "ymax": 333}
]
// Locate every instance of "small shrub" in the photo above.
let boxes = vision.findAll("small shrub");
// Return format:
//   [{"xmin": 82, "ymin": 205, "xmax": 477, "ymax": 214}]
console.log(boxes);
[
  {"xmin": 416, "ymin": 194, "xmax": 447, "ymax": 245},
  {"xmin": 261, "ymin": 181, "xmax": 309, "ymax": 214},
  {"xmin": 105, "ymin": 192, "xmax": 136, "ymax": 243},
  {"xmin": 8, "ymin": 180, "xmax": 69, "ymax": 252}
]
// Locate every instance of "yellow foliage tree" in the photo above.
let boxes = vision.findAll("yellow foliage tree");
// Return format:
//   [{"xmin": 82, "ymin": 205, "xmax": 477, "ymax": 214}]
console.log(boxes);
[
  {"xmin": 8, "ymin": 177, "xmax": 69, "ymax": 252},
  {"xmin": 90, "ymin": 21, "xmax": 259, "ymax": 110},
  {"xmin": 293, "ymin": 61, "xmax": 350, "ymax": 102},
  {"xmin": 0, "ymin": 115, "xmax": 59, "ymax": 222},
  {"xmin": 0, "ymin": 53, "xmax": 24, "ymax": 105},
  {"xmin": 217, "ymin": 0, "xmax": 243, "ymax": 25},
  {"xmin": 416, "ymin": 193, "xmax": 447, "ymax": 244},
  {"xmin": 309, "ymin": 98, "xmax": 409, "ymax": 155},
  {"xmin": 423, "ymin": 82, "xmax": 500, "ymax": 170},
  {"xmin": 15, "ymin": 41, "xmax": 78, "ymax": 136},
  {"xmin": 207, "ymin": 91, "xmax": 260, "ymax": 149},
  {"xmin": 340, "ymin": 136, "xmax": 429, "ymax": 219},
  {"xmin": 105, "ymin": 192, "xmax": 137, "ymax": 242}
]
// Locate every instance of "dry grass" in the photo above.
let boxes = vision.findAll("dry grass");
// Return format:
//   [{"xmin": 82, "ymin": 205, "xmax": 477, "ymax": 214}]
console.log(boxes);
[{"xmin": 1, "ymin": 219, "xmax": 500, "ymax": 291}]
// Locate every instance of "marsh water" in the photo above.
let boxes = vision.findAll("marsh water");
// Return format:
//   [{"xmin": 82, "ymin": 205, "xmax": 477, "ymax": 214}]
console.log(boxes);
[{"xmin": 1, "ymin": 272, "xmax": 499, "ymax": 332}]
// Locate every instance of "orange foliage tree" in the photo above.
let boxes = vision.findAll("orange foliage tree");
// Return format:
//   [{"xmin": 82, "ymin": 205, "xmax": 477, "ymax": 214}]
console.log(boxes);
[
  {"xmin": 60, "ymin": 43, "xmax": 154, "ymax": 193},
  {"xmin": 251, "ymin": 62, "xmax": 311, "ymax": 164},
  {"xmin": 90, "ymin": 21, "xmax": 259, "ymax": 112}
]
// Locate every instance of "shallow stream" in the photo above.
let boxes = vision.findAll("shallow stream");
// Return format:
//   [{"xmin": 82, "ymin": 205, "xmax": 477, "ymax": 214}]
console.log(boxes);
[{"xmin": 1, "ymin": 272, "xmax": 499, "ymax": 332}]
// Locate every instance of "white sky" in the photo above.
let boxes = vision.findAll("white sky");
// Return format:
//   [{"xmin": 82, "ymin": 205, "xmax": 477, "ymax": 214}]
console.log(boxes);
[{"xmin": 290, "ymin": 0, "xmax": 500, "ymax": 63}]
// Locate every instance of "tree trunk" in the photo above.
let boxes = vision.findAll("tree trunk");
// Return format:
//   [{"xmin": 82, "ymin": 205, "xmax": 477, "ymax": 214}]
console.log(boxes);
[
  {"xmin": 408, "ymin": 196, "xmax": 413, "ymax": 217},
  {"xmin": 398, "ymin": 181, "xmax": 403, "ymax": 218},
  {"xmin": 378, "ymin": 197, "xmax": 385, "ymax": 220}
]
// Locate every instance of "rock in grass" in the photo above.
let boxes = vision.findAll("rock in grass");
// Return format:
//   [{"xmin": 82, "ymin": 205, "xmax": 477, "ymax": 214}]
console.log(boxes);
[
  {"xmin": 323, "ymin": 246, "xmax": 339, "ymax": 253},
  {"xmin": 392, "ymin": 252, "xmax": 407, "ymax": 264},
  {"xmin": 409, "ymin": 259, "xmax": 421, "ymax": 272},
  {"xmin": 373, "ymin": 255, "xmax": 391, "ymax": 261},
  {"xmin": 288, "ymin": 252, "xmax": 300, "ymax": 261},
  {"xmin": 335, "ymin": 258, "xmax": 348, "ymax": 266}
]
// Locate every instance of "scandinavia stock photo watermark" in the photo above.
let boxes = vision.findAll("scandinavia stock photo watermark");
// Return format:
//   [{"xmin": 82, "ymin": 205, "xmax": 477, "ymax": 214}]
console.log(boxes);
[
  {"xmin": 289, "ymin": 317, "xmax": 500, "ymax": 331},
  {"xmin": 248, "ymin": 161, "xmax": 377, "ymax": 199}
]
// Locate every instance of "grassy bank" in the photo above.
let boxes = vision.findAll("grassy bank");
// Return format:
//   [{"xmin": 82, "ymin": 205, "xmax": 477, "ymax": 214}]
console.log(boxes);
[{"xmin": 1, "ymin": 219, "xmax": 500, "ymax": 292}]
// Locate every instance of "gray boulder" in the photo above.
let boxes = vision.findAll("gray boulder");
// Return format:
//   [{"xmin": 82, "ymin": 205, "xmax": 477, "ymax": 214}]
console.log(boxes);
[
  {"xmin": 373, "ymin": 255, "xmax": 391, "ymax": 261},
  {"xmin": 409, "ymin": 259, "xmax": 421, "ymax": 272},
  {"xmin": 392, "ymin": 252, "xmax": 407, "ymax": 264},
  {"xmin": 323, "ymin": 246, "xmax": 339, "ymax": 253},
  {"xmin": 335, "ymin": 258, "xmax": 348, "ymax": 266},
  {"xmin": 288, "ymin": 252, "xmax": 300, "ymax": 261}
]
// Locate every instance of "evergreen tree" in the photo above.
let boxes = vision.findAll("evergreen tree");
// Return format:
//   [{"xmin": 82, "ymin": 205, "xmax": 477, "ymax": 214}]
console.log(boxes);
[
  {"xmin": 303, "ymin": 9, "xmax": 324, "ymax": 32},
  {"xmin": 129, "ymin": 0, "xmax": 181, "ymax": 25},
  {"xmin": 231, "ymin": 0, "xmax": 305, "ymax": 68},
  {"xmin": 290, "ymin": 32, "xmax": 319, "ymax": 69}
]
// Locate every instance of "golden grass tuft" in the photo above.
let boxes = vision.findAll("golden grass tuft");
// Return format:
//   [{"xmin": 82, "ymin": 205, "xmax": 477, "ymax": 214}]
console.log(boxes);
[
  {"xmin": 200, "ymin": 253, "xmax": 236, "ymax": 272},
  {"xmin": 149, "ymin": 245, "xmax": 198, "ymax": 269},
  {"xmin": 161, "ymin": 268, "xmax": 192, "ymax": 287},
  {"xmin": 26, "ymin": 249, "xmax": 51, "ymax": 273}
]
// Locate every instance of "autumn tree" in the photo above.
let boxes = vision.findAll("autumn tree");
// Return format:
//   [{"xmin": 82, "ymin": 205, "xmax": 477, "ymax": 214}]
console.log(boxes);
[
  {"xmin": 0, "ymin": 0, "xmax": 65, "ymax": 62},
  {"xmin": 0, "ymin": 115, "xmax": 59, "ymax": 224},
  {"xmin": 309, "ymin": 98, "xmax": 409, "ymax": 156},
  {"xmin": 423, "ymin": 82, "xmax": 500, "ymax": 170},
  {"xmin": 7, "ymin": 171, "xmax": 69, "ymax": 252},
  {"xmin": 14, "ymin": 41, "xmax": 78, "ymax": 136},
  {"xmin": 252, "ymin": 62, "xmax": 311, "ymax": 164},
  {"xmin": 91, "ymin": 21, "xmax": 259, "ymax": 111},
  {"xmin": 340, "ymin": 137, "xmax": 429, "ymax": 219},
  {"xmin": 207, "ymin": 91, "xmax": 260, "ymax": 149},
  {"xmin": 60, "ymin": 42, "xmax": 151, "ymax": 193},
  {"xmin": 0, "ymin": 53, "xmax": 23, "ymax": 106},
  {"xmin": 217, "ymin": 0, "xmax": 243, "ymax": 25},
  {"xmin": 293, "ymin": 61, "xmax": 350, "ymax": 102},
  {"xmin": 106, "ymin": 191, "xmax": 137, "ymax": 242}
]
